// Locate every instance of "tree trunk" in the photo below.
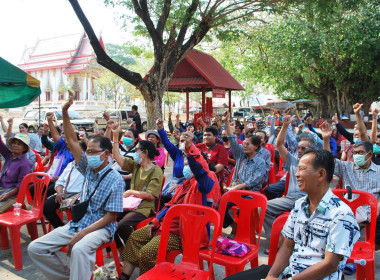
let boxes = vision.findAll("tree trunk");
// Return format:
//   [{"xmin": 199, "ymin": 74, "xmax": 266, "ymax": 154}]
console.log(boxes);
[{"xmin": 142, "ymin": 86, "xmax": 164, "ymax": 129}]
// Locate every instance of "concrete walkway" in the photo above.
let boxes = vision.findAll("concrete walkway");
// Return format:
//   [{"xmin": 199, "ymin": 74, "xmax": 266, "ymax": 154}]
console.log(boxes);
[{"xmin": 1, "ymin": 158, "xmax": 380, "ymax": 279}]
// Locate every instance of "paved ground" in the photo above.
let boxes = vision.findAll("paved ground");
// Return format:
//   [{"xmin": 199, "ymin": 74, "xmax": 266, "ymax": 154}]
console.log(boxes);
[{"xmin": 1, "ymin": 135, "xmax": 380, "ymax": 279}]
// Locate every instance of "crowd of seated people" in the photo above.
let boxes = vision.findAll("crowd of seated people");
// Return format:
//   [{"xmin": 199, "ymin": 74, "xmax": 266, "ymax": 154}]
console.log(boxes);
[{"xmin": 0, "ymin": 96, "xmax": 380, "ymax": 280}]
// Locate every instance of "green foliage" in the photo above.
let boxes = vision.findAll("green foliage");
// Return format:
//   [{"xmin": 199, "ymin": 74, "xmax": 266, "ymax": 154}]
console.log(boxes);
[{"xmin": 215, "ymin": 0, "xmax": 380, "ymax": 115}]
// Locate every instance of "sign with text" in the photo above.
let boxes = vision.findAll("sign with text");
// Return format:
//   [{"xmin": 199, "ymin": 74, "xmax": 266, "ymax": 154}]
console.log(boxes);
[{"xmin": 212, "ymin": 88, "xmax": 225, "ymax": 98}]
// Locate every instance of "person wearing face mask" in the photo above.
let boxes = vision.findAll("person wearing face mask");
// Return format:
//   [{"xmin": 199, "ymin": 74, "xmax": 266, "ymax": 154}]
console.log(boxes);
[
  {"xmin": 145, "ymin": 130, "xmax": 165, "ymax": 169},
  {"xmin": 111, "ymin": 123, "xmax": 163, "ymax": 251},
  {"xmin": 112, "ymin": 128, "xmax": 139, "ymax": 190},
  {"xmin": 28, "ymin": 92, "xmax": 124, "ymax": 280},
  {"xmin": 117, "ymin": 131, "xmax": 220, "ymax": 280},
  {"xmin": 322, "ymin": 123, "xmax": 380, "ymax": 231},
  {"xmin": 156, "ymin": 119, "xmax": 186, "ymax": 209}
]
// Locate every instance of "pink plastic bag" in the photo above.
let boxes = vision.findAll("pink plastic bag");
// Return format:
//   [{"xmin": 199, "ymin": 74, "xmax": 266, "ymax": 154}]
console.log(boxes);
[
  {"xmin": 215, "ymin": 236, "xmax": 251, "ymax": 257},
  {"xmin": 123, "ymin": 196, "xmax": 143, "ymax": 211}
]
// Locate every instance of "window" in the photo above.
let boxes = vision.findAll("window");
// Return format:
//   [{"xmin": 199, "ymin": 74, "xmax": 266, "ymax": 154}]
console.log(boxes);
[
  {"xmin": 58, "ymin": 92, "xmax": 65, "ymax": 101},
  {"xmin": 74, "ymin": 91, "xmax": 80, "ymax": 100},
  {"xmin": 45, "ymin": 91, "xmax": 51, "ymax": 101}
]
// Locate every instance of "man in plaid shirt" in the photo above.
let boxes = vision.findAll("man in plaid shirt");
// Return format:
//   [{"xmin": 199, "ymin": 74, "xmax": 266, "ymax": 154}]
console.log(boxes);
[{"xmin": 28, "ymin": 93, "xmax": 124, "ymax": 280}]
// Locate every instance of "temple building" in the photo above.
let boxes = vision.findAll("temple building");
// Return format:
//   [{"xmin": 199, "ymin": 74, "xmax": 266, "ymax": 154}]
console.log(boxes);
[{"xmin": 18, "ymin": 32, "xmax": 106, "ymax": 109}]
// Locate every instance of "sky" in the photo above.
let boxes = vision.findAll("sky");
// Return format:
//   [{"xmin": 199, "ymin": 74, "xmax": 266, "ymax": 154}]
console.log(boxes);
[{"xmin": 0, "ymin": 0, "xmax": 129, "ymax": 65}]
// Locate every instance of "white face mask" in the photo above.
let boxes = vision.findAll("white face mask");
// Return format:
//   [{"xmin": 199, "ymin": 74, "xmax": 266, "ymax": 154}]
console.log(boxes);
[{"xmin": 179, "ymin": 142, "xmax": 186, "ymax": 152}]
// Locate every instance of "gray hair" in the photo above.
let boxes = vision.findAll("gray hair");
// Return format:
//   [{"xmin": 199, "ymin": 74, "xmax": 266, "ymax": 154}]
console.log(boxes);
[
  {"xmin": 299, "ymin": 132, "xmax": 317, "ymax": 150},
  {"xmin": 354, "ymin": 141, "xmax": 373, "ymax": 154}
]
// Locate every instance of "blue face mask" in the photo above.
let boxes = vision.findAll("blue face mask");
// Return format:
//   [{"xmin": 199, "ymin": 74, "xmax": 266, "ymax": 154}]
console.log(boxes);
[
  {"xmin": 353, "ymin": 138, "xmax": 360, "ymax": 144},
  {"xmin": 132, "ymin": 152, "xmax": 142, "ymax": 164},
  {"xmin": 183, "ymin": 166, "xmax": 193, "ymax": 180},
  {"xmin": 87, "ymin": 151, "xmax": 105, "ymax": 168},
  {"xmin": 373, "ymin": 145, "xmax": 380, "ymax": 155},
  {"xmin": 353, "ymin": 153, "xmax": 369, "ymax": 167},
  {"xmin": 122, "ymin": 137, "xmax": 133, "ymax": 147}
]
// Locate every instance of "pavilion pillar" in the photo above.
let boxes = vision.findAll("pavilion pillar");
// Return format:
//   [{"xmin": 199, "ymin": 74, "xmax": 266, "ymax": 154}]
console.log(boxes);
[
  {"xmin": 229, "ymin": 90, "xmax": 232, "ymax": 116},
  {"xmin": 202, "ymin": 88, "xmax": 206, "ymax": 114},
  {"xmin": 186, "ymin": 89, "xmax": 189, "ymax": 121}
]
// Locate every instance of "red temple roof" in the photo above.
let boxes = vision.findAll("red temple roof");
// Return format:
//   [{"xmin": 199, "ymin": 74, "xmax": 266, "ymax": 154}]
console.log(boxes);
[{"xmin": 18, "ymin": 32, "xmax": 101, "ymax": 74}]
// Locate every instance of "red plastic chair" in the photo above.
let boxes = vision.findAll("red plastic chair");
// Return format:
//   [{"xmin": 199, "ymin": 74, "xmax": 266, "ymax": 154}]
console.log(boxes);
[
  {"xmin": 275, "ymin": 157, "xmax": 286, "ymax": 182},
  {"xmin": 199, "ymin": 190, "xmax": 268, "ymax": 278},
  {"xmin": 332, "ymin": 189, "xmax": 377, "ymax": 280},
  {"xmin": 0, "ymin": 172, "xmax": 50, "ymax": 270},
  {"xmin": 137, "ymin": 204, "xmax": 221, "ymax": 280},
  {"xmin": 267, "ymin": 212, "xmax": 290, "ymax": 265},
  {"xmin": 226, "ymin": 167, "xmax": 235, "ymax": 187}
]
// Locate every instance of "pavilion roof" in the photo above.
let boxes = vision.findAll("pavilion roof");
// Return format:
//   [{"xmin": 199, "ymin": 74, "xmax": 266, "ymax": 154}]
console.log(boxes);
[
  {"xmin": 18, "ymin": 32, "xmax": 101, "ymax": 74},
  {"xmin": 167, "ymin": 49, "xmax": 244, "ymax": 92}
]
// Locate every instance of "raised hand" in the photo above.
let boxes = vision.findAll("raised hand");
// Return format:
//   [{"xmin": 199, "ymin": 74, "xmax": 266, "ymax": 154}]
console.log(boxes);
[
  {"xmin": 332, "ymin": 113, "xmax": 339, "ymax": 124},
  {"xmin": 103, "ymin": 112, "xmax": 110, "ymax": 121},
  {"xmin": 353, "ymin": 103, "xmax": 363, "ymax": 114},
  {"xmin": 168, "ymin": 112, "xmax": 172, "ymax": 119},
  {"xmin": 181, "ymin": 131, "xmax": 194, "ymax": 150},
  {"xmin": 176, "ymin": 114, "xmax": 180, "ymax": 119},
  {"xmin": 222, "ymin": 110, "xmax": 230, "ymax": 123},
  {"xmin": 319, "ymin": 121, "xmax": 332, "ymax": 139},
  {"xmin": 63, "ymin": 90, "xmax": 74, "ymax": 111},
  {"xmin": 373, "ymin": 108, "xmax": 379, "ymax": 119},
  {"xmin": 7, "ymin": 118, "xmax": 13, "ymax": 125},
  {"xmin": 107, "ymin": 119, "xmax": 115, "ymax": 129},
  {"xmin": 282, "ymin": 115, "xmax": 291, "ymax": 125},
  {"xmin": 156, "ymin": 118, "xmax": 164, "ymax": 130},
  {"xmin": 111, "ymin": 122, "xmax": 121, "ymax": 138},
  {"xmin": 46, "ymin": 112, "xmax": 54, "ymax": 121},
  {"xmin": 298, "ymin": 123, "xmax": 304, "ymax": 132}
]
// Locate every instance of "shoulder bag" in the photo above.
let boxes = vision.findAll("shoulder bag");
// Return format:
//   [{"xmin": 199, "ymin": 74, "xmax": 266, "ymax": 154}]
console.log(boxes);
[{"xmin": 71, "ymin": 168, "xmax": 112, "ymax": 223}]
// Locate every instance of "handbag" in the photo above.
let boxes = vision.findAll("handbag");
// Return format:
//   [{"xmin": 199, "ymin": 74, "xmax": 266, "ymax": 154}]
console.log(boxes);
[
  {"xmin": 123, "ymin": 195, "xmax": 143, "ymax": 211},
  {"xmin": 59, "ymin": 166, "xmax": 81, "ymax": 211},
  {"xmin": 215, "ymin": 236, "xmax": 251, "ymax": 257},
  {"xmin": 71, "ymin": 168, "xmax": 112, "ymax": 223}
]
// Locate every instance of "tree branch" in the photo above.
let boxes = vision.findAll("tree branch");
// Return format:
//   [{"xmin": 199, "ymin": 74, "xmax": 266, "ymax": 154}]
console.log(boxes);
[
  {"xmin": 68, "ymin": 0, "xmax": 143, "ymax": 87},
  {"xmin": 156, "ymin": 0, "xmax": 172, "ymax": 36},
  {"xmin": 176, "ymin": 0, "xmax": 200, "ymax": 46},
  {"xmin": 131, "ymin": 0, "xmax": 162, "ymax": 48}
]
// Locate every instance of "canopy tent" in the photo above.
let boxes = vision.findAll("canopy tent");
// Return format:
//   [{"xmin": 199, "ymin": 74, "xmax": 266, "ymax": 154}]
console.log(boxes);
[{"xmin": 0, "ymin": 57, "xmax": 41, "ymax": 108}]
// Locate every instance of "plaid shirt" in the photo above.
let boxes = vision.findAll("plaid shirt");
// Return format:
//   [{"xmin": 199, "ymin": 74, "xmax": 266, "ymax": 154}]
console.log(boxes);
[
  {"xmin": 334, "ymin": 159, "xmax": 380, "ymax": 199},
  {"xmin": 68, "ymin": 152, "xmax": 124, "ymax": 236}
]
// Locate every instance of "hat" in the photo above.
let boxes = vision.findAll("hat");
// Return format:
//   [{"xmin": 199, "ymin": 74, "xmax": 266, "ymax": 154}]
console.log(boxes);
[
  {"xmin": 145, "ymin": 130, "xmax": 161, "ymax": 140},
  {"xmin": 8, "ymin": 133, "xmax": 30, "ymax": 152}
]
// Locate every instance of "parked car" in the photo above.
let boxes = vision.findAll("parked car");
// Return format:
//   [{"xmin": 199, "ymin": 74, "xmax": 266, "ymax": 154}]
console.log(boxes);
[
  {"xmin": 94, "ymin": 110, "xmax": 148, "ymax": 132},
  {"xmin": 22, "ymin": 108, "xmax": 95, "ymax": 132},
  {"xmin": 233, "ymin": 107, "xmax": 255, "ymax": 117}
]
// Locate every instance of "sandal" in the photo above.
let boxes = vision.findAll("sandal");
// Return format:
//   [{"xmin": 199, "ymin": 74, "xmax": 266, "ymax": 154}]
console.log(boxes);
[{"xmin": 263, "ymin": 248, "xmax": 270, "ymax": 255}]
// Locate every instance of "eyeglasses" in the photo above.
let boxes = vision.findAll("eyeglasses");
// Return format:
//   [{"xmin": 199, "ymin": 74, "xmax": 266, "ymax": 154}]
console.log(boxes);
[
  {"xmin": 297, "ymin": 145, "xmax": 308, "ymax": 151},
  {"xmin": 86, "ymin": 150, "xmax": 104, "ymax": 155},
  {"xmin": 353, "ymin": 150, "xmax": 367, "ymax": 155}
]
